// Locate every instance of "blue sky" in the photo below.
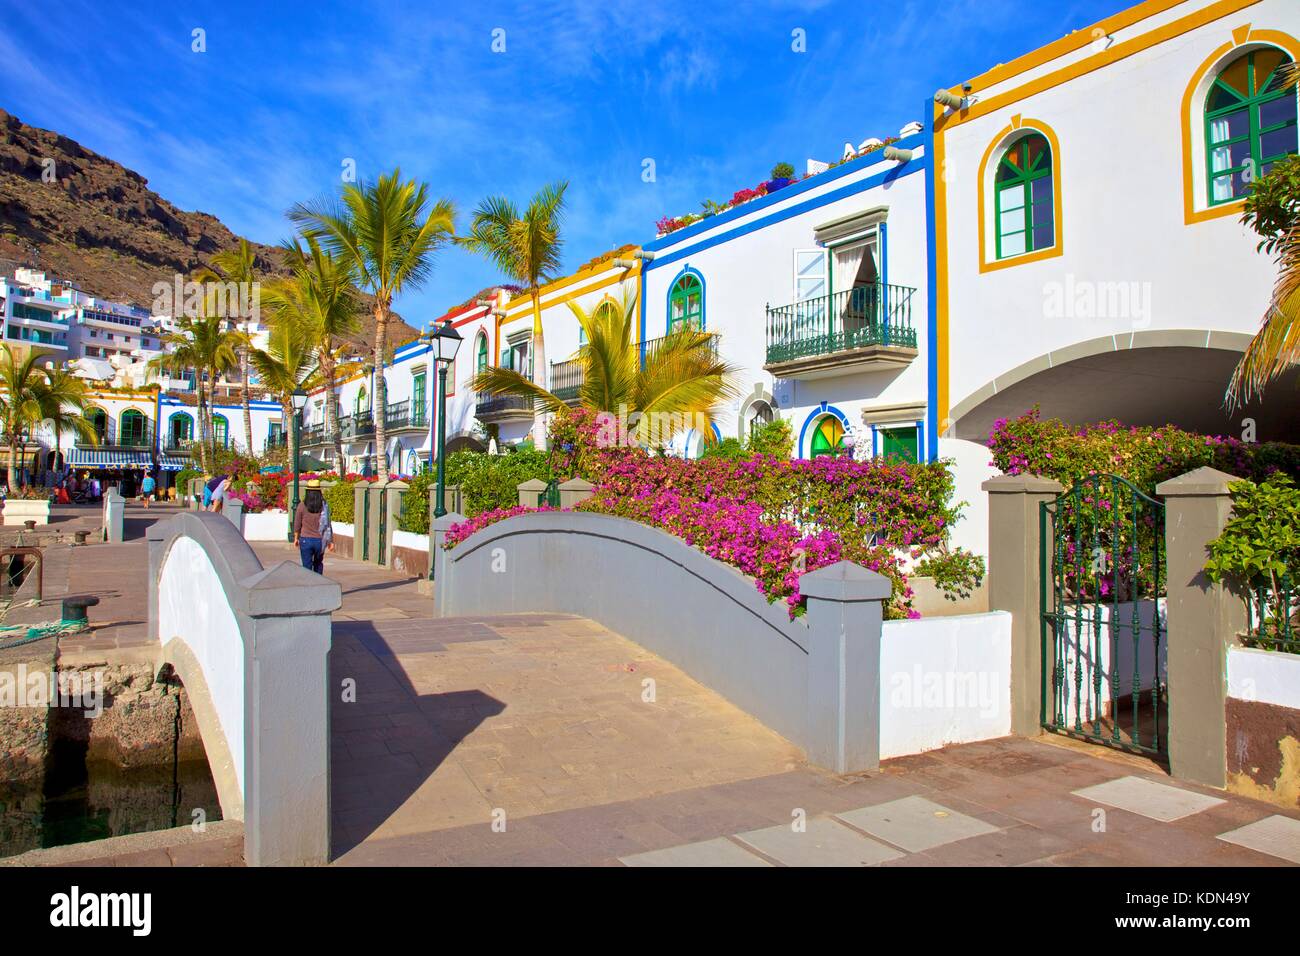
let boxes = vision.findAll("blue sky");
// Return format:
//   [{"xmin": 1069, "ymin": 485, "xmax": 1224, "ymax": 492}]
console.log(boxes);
[{"xmin": 0, "ymin": 0, "xmax": 1127, "ymax": 322}]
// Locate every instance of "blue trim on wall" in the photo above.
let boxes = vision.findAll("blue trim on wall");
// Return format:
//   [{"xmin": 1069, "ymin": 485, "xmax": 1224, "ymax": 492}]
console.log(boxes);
[
  {"xmin": 923, "ymin": 97, "xmax": 940, "ymax": 462},
  {"xmin": 638, "ymin": 265, "xmax": 647, "ymax": 366},
  {"xmin": 665, "ymin": 265, "xmax": 706, "ymax": 334},
  {"xmin": 796, "ymin": 401, "xmax": 851, "ymax": 458},
  {"xmin": 644, "ymin": 131, "xmax": 927, "ymax": 253},
  {"xmin": 644, "ymin": 159, "xmax": 926, "ymax": 276},
  {"xmin": 879, "ymin": 221, "xmax": 889, "ymax": 291}
]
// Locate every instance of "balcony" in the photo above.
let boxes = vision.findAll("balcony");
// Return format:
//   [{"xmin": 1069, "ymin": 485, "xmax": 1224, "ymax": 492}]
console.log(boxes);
[
  {"xmin": 549, "ymin": 331, "xmax": 720, "ymax": 402},
  {"xmin": 338, "ymin": 411, "xmax": 375, "ymax": 441},
  {"xmin": 549, "ymin": 357, "xmax": 584, "ymax": 404},
  {"xmin": 764, "ymin": 283, "xmax": 918, "ymax": 379},
  {"xmin": 76, "ymin": 426, "xmax": 154, "ymax": 450},
  {"xmin": 475, "ymin": 393, "xmax": 535, "ymax": 423},
  {"xmin": 384, "ymin": 400, "xmax": 429, "ymax": 432}
]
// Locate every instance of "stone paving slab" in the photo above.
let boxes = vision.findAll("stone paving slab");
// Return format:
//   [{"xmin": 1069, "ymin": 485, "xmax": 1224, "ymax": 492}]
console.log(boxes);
[
  {"xmin": 1216, "ymin": 815, "xmax": 1300, "ymax": 864},
  {"xmin": 834, "ymin": 795, "xmax": 1001, "ymax": 853},
  {"xmin": 1071, "ymin": 775, "xmax": 1227, "ymax": 822},
  {"xmin": 734, "ymin": 817, "xmax": 903, "ymax": 867},
  {"xmin": 619, "ymin": 837, "xmax": 772, "ymax": 867}
]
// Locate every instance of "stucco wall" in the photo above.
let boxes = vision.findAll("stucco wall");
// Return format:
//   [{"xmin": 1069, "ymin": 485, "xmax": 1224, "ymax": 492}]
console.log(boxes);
[
  {"xmin": 157, "ymin": 535, "xmax": 246, "ymax": 793},
  {"xmin": 880, "ymin": 611, "xmax": 1012, "ymax": 758},
  {"xmin": 1226, "ymin": 647, "xmax": 1300, "ymax": 809}
]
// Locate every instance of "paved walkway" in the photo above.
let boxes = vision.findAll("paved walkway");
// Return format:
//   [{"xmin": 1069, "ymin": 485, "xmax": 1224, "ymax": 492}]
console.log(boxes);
[{"xmin": 14, "ymin": 507, "xmax": 1300, "ymax": 866}]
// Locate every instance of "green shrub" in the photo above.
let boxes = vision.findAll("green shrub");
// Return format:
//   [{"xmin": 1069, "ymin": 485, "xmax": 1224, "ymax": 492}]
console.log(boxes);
[
  {"xmin": 397, "ymin": 471, "xmax": 436, "ymax": 534},
  {"xmin": 770, "ymin": 162, "xmax": 795, "ymax": 180},
  {"xmin": 748, "ymin": 418, "xmax": 793, "ymax": 458},
  {"xmin": 699, "ymin": 437, "xmax": 746, "ymax": 460},
  {"xmin": 445, "ymin": 448, "xmax": 552, "ymax": 517},
  {"xmin": 176, "ymin": 467, "xmax": 202, "ymax": 499},
  {"xmin": 324, "ymin": 478, "xmax": 358, "ymax": 523}
]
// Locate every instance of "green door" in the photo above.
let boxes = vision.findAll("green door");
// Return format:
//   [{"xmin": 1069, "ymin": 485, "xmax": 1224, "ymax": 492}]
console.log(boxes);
[{"xmin": 878, "ymin": 426, "xmax": 918, "ymax": 462}]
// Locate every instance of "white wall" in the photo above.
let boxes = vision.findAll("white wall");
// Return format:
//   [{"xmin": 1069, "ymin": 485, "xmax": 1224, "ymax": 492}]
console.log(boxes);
[
  {"xmin": 879, "ymin": 610, "xmax": 1012, "ymax": 758},
  {"xmin": 241, "ymin": 510, "xmax": 289, "ymax": 541},
  {"xmin": 938, "ymin": 436, "xmax": 999, "ymax": 559},
  {"xmin": 157, "ymin": 535, "xmax": 245, "ymax": 792},
  {"xmin": 1228, "ymin": 646, "xmax": 1300, "ymax": 709}
]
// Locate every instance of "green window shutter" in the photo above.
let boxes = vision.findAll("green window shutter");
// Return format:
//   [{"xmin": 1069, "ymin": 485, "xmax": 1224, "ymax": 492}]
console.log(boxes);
[
  {"xmin": 878, "ymin": 426, "xmax": 919, "ymax": 463},
  {"xmin": 1205, "ymin": 49, "xmax": 1298, "ymax": 206}
]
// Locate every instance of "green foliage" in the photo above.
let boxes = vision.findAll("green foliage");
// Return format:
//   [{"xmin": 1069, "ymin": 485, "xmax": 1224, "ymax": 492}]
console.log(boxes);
[
  {"xmin": 323, "ymin": 478, "xmax": 358, "ymax": 523},
  {"xmin": 747, "ymin": 418, "xmax": 793, "ymax": 458},
  {"xmin": 914, "ymin": 548, "xmax": 987, "ymax": 602},
  {"xmin": 1206, "ymin": 474, "xmax": 1300, "ymax": 651},
  {"xmin": 176, "ymin": 467, "xmax": 202, "ymax": 499},
  {"xmin": 1242, "ymin": 153, "xmax": 1300, "ymax": 256},
  {"xmin": 1206, "ymin": 474, "xmax": 1300, "ymax": 586},
  {"xmin": 699, "ymin": 437, "xmax": 746, "ymax": 460},
  {"xmin": 770, "ymin": 162, "xmax": 795, "ymax": 180},
  {"xmin": 397, "ymin": 470, "xmax": 436, "ymax": 534},
  {"xmin": 444, "ymin": 448, "xmax": 552, "ymax": 517}
]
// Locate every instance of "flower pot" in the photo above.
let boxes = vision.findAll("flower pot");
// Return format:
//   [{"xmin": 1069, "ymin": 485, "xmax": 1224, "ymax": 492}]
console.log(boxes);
[
  {"xmin": 4, "ymin": 498, "xmax": 51, "ymax": 526},
  {"xmin": 764, "ymin": 177, "xmax": 793, "ymax": 193}
]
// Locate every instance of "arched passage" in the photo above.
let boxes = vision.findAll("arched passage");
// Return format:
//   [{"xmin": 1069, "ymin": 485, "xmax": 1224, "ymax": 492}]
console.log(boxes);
[{"xmin": 949, "ymin": 329, "xmax": 1300, "ymax": 442}]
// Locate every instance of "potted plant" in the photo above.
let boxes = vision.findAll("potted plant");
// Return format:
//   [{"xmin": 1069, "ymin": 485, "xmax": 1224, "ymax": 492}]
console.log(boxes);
[{"xmin": 764, "ymin": 162, "xmax": 796, "ymax": 193}]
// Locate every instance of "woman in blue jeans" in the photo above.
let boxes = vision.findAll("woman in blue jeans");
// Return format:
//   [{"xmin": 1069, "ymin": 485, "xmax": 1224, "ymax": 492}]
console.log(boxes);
[{"xmin": 294, "ymin": 486, "xmax": 328, "ymax": 573}]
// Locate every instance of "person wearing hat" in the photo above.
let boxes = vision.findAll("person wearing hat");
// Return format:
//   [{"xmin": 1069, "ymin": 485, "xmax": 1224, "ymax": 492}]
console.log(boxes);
[{"xmin": 294, "ymin": 479, "xmax": 331, "ymax": 574}]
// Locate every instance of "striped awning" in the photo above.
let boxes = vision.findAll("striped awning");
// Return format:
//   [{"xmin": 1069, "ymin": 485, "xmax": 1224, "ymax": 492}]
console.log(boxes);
[
  {"xmin": 68, "ymin": 449, "xmax": 154, "ymax": 469},
  {"xmin": 158, "ymin": 455, "xmax": 188, "ymax": 471}
]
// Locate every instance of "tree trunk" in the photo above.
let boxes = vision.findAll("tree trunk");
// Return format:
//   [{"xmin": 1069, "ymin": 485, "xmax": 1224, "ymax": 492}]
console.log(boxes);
[
  {"xmin": 240, "ymin": 346, "xmax": 254, "ymax": 454},
  {"xmin": 531, "ymin": 291, "xmax": 548, "ymax": 451},
  {"xmin": 196, "ymin": 376, "xmax": 210, "ymax": 473},
  {"xmin": 373, "ymin": 300, "xmax": 390, "ymax": 481},
  {"xmin": 323, "ymin": 350, "xmax": 343, "ymax": 471},
  {"xmin": 8, "ymin": 438, "xmax": 18, "ymax": 493},
  {"xmin": 283, "ymin": 399, "xmax": 297, "ymax": 490}
]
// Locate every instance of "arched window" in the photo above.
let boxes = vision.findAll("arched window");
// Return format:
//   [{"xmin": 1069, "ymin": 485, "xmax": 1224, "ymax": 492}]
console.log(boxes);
[
  {"xmin": 1205, "ymin": 48, "xmax": 1298, "ymax": 204},
  {"xmin": 84, "ymin": 407, "xmax": 107, "ymax": 444},
  {"xmin": 212, "ymin": 414, "xmax": 229, "ymax": 448},
  {"xmin": 168, "ymin": 412, "xmax": 193, "ymax": 448},
  {"xmin": 809, "ymin": 415, "xmax": 845, "ymax": 458},
  {"xmin": 475, "ymin": 332, "xmax": 488, "ymax": 373},
  {"xmin": 747, "ymin": 400, "xmax": 774, "ymax": 443},
  {"xmin": 355, "ymin": 385, "xmax": 368, "ymax": 416},
  {"xmin": 995, "ymin": 133, "xmax": 1055, "ymax": 259},
  {"xmin": 669, "ymin": 273, "xmax": 703, "ymax": 332},
  {"xmin": 120, "ymin": 409, "xmax": 147, "ymax": 447}
]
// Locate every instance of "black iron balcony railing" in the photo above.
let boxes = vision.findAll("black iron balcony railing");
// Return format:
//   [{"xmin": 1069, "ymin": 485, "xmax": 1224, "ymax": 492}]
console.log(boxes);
[
  {"xmin": 765, "ymin": 282, "xmax": 917, "ymax": 365},
  {"xmin": 338, "ymin": 411, "xmax": 375, "ymax": 440},
  {"xmin": 301, "ymin": 422, "xmax": 325, "ymax": 446},
  {"xmin": 549, "ymin": 358, "xmax": 584, "ymax": 403},
  {"xmin": 76, "ymin": 427, "xmax": 154, "ymax": 449},
  {"xmin": 384, "ymin": 400, "xmax": 429, "ymax": 431},
  {"xmin": 475, "ymin": 393, "xmax": 535, "ymax": 418},
  {"xmin": 640, "ymin": 329, "xmax": 718, "ymax": 363}
]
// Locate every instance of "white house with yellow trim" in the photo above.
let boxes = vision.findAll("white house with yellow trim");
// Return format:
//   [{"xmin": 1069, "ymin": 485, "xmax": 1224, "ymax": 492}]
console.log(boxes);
[{"xmin": 934, "ymin": 0, "xmax": 1299, "ymax": 451}]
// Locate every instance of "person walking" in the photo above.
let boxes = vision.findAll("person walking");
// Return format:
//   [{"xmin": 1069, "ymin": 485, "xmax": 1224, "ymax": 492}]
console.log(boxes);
[
  {"xmin": 294, "ymin": 482, "xmax": 328, "ymax": 574},
  {"xmin": 140, "ymin": 470, "xmax": 156, "ymax": 509}
]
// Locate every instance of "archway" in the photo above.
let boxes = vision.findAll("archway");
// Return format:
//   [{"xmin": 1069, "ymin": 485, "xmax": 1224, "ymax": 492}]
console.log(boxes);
[{"xmin": 949, "ymin": 330, "xmax": 1300, "ymax": 443}]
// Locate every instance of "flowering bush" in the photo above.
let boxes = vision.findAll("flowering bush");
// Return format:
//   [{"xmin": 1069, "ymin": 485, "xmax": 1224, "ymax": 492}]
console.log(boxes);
[
  {"xmin": 988, "ymin": 407, "xmax": 1300, "ymax": 493},
  {"xmin": 443, "ymin": 505, "xmax": 553, "ymax": 548}
]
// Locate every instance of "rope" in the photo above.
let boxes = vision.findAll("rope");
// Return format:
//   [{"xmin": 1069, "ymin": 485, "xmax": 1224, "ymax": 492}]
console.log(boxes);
[{"xmin": 0, "ymin": 619, "xmax": 89, "ymax": 650}]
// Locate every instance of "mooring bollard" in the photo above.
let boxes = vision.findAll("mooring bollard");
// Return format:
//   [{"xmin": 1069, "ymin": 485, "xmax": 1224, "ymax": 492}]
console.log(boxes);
[{"xmin": 61, "ymin": 594, "xmax": 100, "ymax": 627}]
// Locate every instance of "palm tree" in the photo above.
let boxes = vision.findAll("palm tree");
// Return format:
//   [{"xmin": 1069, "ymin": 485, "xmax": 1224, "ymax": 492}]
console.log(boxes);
[
  {"xmin": 289, "ymin": 169, "xmax": 455, "ymax": 480},
  {"xmin": 1227, "ymin": 64, "xmax": 1300, "ymax": 409},
  {"xmin": 149, "ymin": 314, "xmax": 240, "ymax": 471},
  {"xmin": 40, "ymin": 365, "xmax": 98, "ymax": 475},
  {"xmin": 459, "ymin": 183, "xmax": 568, "ymax": 423},
  {"xmin": 470, "ymin": 290, "xmax": 739, "ymax": 448},
  {"xmin": 194, "ymin": 239, "xmax": 260, "ymax": 452},
  {"xmin": 0, "ymin": 347, "xmax": 95, "ymax": 489},
  {"xmin": 248, "ymin": 308, "xmax": 317, "ymax": 476},
  {"xmin": 275, "ymin": 235, "xmax": 364, "ymax": 468}
]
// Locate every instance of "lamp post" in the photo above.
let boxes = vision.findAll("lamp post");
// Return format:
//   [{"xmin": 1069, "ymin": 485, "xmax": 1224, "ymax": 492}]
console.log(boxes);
[
  {"xmin": 421, "ymin": 319, "xmax": 462, "ymax": 578},
  {"xmin": 287, "ymin": 387, "xmax": 308, "ymax": 542}
]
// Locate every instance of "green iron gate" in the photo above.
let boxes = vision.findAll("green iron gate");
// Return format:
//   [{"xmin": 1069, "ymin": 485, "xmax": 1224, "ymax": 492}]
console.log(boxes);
[
  {"xmin": 360, "ymin": 485, "xmax": 371, "ymax": 562},
  {"xmin": 1040, "ymin": 474, "xmax": 1168, "ymax": 759}
]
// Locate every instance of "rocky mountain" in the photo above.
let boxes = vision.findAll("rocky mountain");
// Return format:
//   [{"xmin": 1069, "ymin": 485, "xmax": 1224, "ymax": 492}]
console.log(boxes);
[{"xmin": 0, "ymin": 108, "xmax": 417, "ymax": 349}]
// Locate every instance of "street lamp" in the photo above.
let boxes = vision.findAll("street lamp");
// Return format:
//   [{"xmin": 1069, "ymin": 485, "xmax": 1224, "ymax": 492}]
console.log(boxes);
[
  {"xmin": 422, "ymin": 319, "xmax": 462, "ymax": 578},
  {"xmin": 287, "ymin": 387, "xmax": 308, "ymax": 542}
]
